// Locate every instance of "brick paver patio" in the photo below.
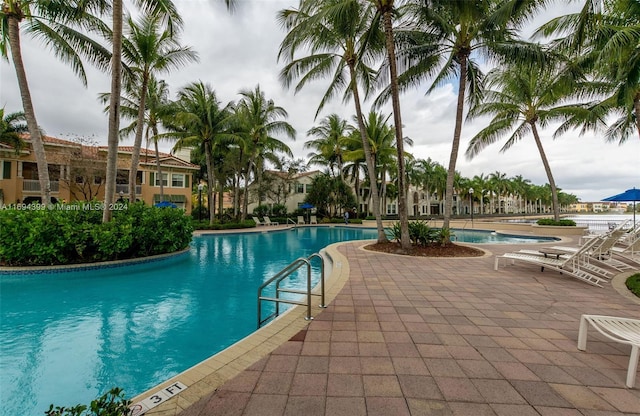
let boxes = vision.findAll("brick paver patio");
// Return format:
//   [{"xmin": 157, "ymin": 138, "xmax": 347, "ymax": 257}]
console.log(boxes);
[{"xmin": 158, "ymin": 240, "xmax": 640, "ymax": 416}]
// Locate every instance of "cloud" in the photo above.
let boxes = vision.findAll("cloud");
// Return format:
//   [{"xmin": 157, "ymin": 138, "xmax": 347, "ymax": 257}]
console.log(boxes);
[{"xmin": 1, "ymin": 0, "xmax": 638, "ymax": 203}]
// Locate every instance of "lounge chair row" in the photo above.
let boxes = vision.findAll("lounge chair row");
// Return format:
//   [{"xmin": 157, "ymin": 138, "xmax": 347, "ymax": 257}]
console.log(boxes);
[
  {"xmin": 252, "ymin": 216, "xmax": 279, "ymax": 226},
  {"xmin": 252, "ymin": 215, "xmax": 319, "ymax": 226},
  {"xmin": 494, "ymin": 224, "xmax": 640, "ymax": 287}
]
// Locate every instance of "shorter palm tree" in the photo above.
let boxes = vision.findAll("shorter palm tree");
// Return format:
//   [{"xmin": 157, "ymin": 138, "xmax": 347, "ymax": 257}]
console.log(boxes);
[
  {"xmin": 305, "ymin": 114, "xmax": 352, "ymax": 180},
  {"xmin": 0, "ymin": 108, "xmax": 27, "ymax": 152},
  {"xmin": 163, "ymin": 81, "xmax": 235, "ymax": 224},
  {"xmin": 466, "ymin": 61, "xmax": 588, "ymax": 221}
]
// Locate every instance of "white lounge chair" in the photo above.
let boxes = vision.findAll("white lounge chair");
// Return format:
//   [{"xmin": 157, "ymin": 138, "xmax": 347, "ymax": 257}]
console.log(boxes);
[
  {"xmin": 252, "ymin": 216, "xmax": 266, "ymax": 226},
  {"xmin": 551, "ymin": 231, "xmax": 636, "ymax": 273},
  {"xmin": 612, "ymin": 235, "xmax": 640, "ymax": 266},
  {"xmin": 578, "ymin": 314, "xmax": 640, "ymax": 388},
  {"xmin": 263, "ymin": 216, "xmax": 279, "ymax": 226},
  {"xmin": 494, "ymin": 237, "xmax": 607, "ymax": 286},
  {"xmin": 297, "ymin": 216, "xmax": 305, "ymax": 225},
  {"xmin": 310, "ymin": 215, "xmax": 318, "ymax": 224}
]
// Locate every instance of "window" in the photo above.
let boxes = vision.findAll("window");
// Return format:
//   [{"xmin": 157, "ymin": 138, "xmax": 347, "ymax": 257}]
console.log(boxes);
[
  {"xmin": 305, "ymin": 184, "xmax": 312, "ymax": 193},
  {"xmin": 386, "ymin": 204, "xmax": 397, "ymax": 215},
  {"xmin": 1, "ymin": 161, "xmax": 11, "ymax": 179},
  {"xmin": 171, "ymin": 174, "xmax": 184, "ymax": 188},
  {"xmin": 94, "ymin": 176, "xmax": 102, "ymax": 185},
  {"xmin": 296, "ymin": 183, "xmax": 304, "ymax": 193},
  {"xmin": 152, "ymin": 173, "xmax": 168, "ymax": 187},
  {"xmin": 75, "ymin": 176, "xmax": 84, "ymax": 184}
]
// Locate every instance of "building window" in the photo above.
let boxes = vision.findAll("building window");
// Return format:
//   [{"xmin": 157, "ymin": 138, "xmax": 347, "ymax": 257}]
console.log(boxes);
[
  {"xmin": 1, "ymin": 161, "xmax": 11, "ymax": 179},
  {"xmin": 75, "ymin": 176, "xmax": 85, "ymax": 184},
  {"xmin": 386, "ymin": 204, "xmax": 397, "ymax": 215},
  {"xmin": 171, "ymin": 173, "xmax": 184, "ymax": 188},
  {"xmin": 305, "ymin": 184, "xmax": 312, "ymax": 193},
  {"xmin": 296, "ymin": 183, "xmax": 304, "ymax": 193},
  {"xmin": 94, "ymin": 176, "xmax": 102, "ymax": 185},
  {"xmin": 153, "ymin": 173, "xmax": 168, "ymax": 187}
]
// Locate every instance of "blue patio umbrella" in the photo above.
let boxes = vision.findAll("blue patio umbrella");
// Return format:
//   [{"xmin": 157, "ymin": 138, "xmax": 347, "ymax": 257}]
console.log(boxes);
[
  {"xmin": 300, "ymin": 202, "xmax": 314, "ymax": 223},
  {"xmin": 601, "ymin": 187, "xmax": 640, "ymax": 225}
]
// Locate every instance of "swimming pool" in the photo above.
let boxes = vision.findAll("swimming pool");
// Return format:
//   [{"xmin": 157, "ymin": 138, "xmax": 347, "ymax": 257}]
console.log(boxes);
[{"xmin": 0, "ymin": 227, "xmax": 557, "ymax": 415}]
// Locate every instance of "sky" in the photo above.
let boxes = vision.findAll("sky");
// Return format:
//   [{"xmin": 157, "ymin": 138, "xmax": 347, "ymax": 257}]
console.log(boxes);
[{"xmin": 1, "ymin": 0, "xmax": 638, "ymax": 203}]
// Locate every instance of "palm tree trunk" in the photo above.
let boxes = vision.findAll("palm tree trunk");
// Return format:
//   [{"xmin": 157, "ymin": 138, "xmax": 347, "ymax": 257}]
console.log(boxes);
[
  {"xmin": 348, "ymin": 64, "xmax": 387, "ymax": 243},
  {"xmin": 382, "ymin": 7, "xmax": 410, "ymax": 250},
  {"xmin": 129, "ymin": 73, "xmax": 149, "ymax": 202},
  {"xmin": 634, "ymin": 92, "xmax": 640, "ymax": 139},
  {"xmin": 443, "ymin": 54, "xmax": 468, "ymax": 240},
  {"xmin": 7, "ymin": 14, "xmax": 50, "ymax": 205},
  {"xmin": 531, "ymin": 123, "xmax": 560, "ymax": 221},
  {"xmin": 153, "ymin": 133, "xmax": 164, "ymax": 201},
  {"xmin": 103, "ymin": 0, "xmax": 123, "ymax": 222},
  {"xmin": 204, "ymin": 140, "xmax": 215, "ymax": 224}
]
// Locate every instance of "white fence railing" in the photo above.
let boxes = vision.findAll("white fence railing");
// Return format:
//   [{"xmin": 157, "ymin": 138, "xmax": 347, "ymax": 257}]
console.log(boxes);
[{"xmin": 22, "ymin": 179, "xmax": 59, "ymax": 192}]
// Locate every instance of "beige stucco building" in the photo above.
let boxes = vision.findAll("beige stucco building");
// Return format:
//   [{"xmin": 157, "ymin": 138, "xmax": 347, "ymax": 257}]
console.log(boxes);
[{"xmin": 0, "ymin": 135, "xmax": 199, "ymax": 213}]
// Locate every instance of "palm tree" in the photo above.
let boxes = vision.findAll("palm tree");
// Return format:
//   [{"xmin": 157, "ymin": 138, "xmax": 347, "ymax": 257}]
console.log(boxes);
[
  {"xmin": 369, "ymin": 0, "xmax": 410, "ymax": 249},
  {"xmin": 278, "ymin": 0, "xmax": 389, "ymax": 243},
  {"xmin": 121, "ymin": 11, "xmax": 198, "ymax": 202},
  {"xmin": 1, "ymin": 0, "xmax": 110, "ymax": 205},
  {"xmin": 400, "ymin": 0, "xmax": 546, "ymax": 239},
  {"xmin": 165, "ymin": 81, "xmax": 235, "ymax": 224},
  {"xmin": 235, "ymin": 85, "xmax": 295, "ymax": 219},
  {"xmin": 305, "ymin": 113, "xmax": 352, "ymax": 180},
  {"xmin": 466, "ymin": 61, "xmax": 591, "ymax": 221},
  {"xmin": 0, "ymin": 107, "xmax": 26, "ymax": 152},
  {"xmin": 535, "ymin": 0, "xmax": 640, "ymax": 143},
  {"xmin": 103, "ymin": 0, "xmax": 232, "ymax": 222}
]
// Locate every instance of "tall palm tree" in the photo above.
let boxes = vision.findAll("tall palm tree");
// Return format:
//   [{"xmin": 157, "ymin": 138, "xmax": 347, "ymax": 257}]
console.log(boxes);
[
  {"xmin": 305, "ymin": 113, "xmax": 352, "ymax": 180},
  {"xmin": 1, "ymin": 0, "xmax": 110, "ymax": 205},
  {"xmin": 164, "ymin": 81, "xmax": 235, "ymax": 224},
  {"xmin": 400, "ymin": 0, "xmax": 546, "ymax": 240},
  {"xmin": 466, "ymin": 61, "xmax": 592, "ymax": 221},
  {"xmin": 235, "ymin": 85, "xmax": 295, "ymax": 219},
  {"xmin": 278, "ymin": 0, "xmax": 389, "ymax": 243},
  {"xmin": 369, "ymin": 0, "xmax": 410, "ymax": 249},
  {"xmin": 121, "ymin": 11, "xmax": 198, "ymax": 202},
  {"xmin": 0, "ymin": 107, "xmax": 26, "ymax": 152}
]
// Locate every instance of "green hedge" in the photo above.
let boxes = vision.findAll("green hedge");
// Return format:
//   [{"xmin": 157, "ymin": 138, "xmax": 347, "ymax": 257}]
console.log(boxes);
[
  {"xmin": 192, "ymin": 219, "xmax": 256, "ymax": 230},
  {"xmin": 536, "ymin": 218, "xmax": 577, "ymax": 226},
  {"xmin": 0, "ymin": 203, "xmax": 193, "ymax": 266}
]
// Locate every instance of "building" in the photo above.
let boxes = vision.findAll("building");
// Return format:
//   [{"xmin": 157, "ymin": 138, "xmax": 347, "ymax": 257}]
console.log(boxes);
[
  {"xmin": 246, "ymin": 170, "xmax": 319, "ymax": 214},
  {"xmin": 0, "ymin": 135, "xmax": 199, "ymax": 212}
]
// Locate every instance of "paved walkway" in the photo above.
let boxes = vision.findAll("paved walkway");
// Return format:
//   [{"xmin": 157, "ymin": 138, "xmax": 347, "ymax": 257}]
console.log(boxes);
[{"xmin": 169, "ymin": 241, "xmax": 639, "ymax": 416}]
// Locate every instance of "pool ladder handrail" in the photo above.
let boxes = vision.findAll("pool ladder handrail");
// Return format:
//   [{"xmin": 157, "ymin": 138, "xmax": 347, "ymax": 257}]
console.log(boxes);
[{"xmin": 257, "ymin": 253, "xmax": 326, "ymax": 328}]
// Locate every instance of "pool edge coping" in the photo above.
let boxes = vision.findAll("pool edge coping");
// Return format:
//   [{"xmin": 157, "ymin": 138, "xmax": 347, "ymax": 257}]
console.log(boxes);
[{"xmin": 136, "ymin": 239, "xmax": 356, "ymax": 415}]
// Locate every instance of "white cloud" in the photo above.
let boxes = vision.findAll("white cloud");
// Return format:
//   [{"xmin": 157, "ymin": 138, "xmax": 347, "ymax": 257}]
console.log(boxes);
[{"xmin": 1, "ymin": 0, "xmax": 638, "ymax": 203}]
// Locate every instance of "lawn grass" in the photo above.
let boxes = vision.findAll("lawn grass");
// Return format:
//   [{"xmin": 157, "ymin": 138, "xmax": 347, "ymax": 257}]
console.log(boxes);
[{"xmin": 625, "ymin": 273, "xmax": 640, "ymax": 297}]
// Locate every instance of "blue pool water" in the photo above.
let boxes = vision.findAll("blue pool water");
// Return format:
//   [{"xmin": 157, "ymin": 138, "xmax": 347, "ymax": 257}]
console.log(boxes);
[{"xmin": 0, "ymin": 227, "xmax": 556, "ymax": 415}]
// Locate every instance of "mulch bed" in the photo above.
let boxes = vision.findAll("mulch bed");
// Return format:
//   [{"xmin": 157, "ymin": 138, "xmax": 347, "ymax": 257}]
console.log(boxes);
[{"xmin": 364, "ymin": 242, "xmax": 485, "ymax": 257}]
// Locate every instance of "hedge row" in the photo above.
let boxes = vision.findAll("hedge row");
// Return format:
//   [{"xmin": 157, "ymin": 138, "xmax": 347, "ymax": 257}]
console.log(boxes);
[{"xmin": 0, "ymin": 203, "xmax": 193, "ymax": 266}]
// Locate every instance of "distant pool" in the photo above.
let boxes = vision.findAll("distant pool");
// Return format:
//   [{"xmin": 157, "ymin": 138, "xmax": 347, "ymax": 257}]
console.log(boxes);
[{"xmin": 0, "ymin": 226, "xmax": 557, "ymax": 415}]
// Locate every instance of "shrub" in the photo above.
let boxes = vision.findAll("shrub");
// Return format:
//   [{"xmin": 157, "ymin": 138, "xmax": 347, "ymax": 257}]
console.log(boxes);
[
  {"xmin": 626, "ymin": 273, "xmax": 640, "ymax": 297},
  {"xmin": 271, "ymin": 204, "xmax": 287, "ymax": 216},
  {"xmin": 386, "ymin": 221, "xmax": 451, "ymax": 245},
  {"xmin": 0, "ymin": 203, "xmax": 193, "ymax": 266},
  {"xmin": 536, "ymin": 218, "xmax": 576, "ymax": 226},
  {"xmin": 252, "ymin": 204, "xmax": 270, "ymax": 217},
  {"xmin": 45, "ymin": 387, "xmax": 131, "ymax": 416}
]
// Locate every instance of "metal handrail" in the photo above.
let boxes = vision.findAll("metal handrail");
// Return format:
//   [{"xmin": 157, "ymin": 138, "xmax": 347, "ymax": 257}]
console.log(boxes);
[{"xmin": 257, "ymin": 252, "xmax": 326, "ymax": 328}]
